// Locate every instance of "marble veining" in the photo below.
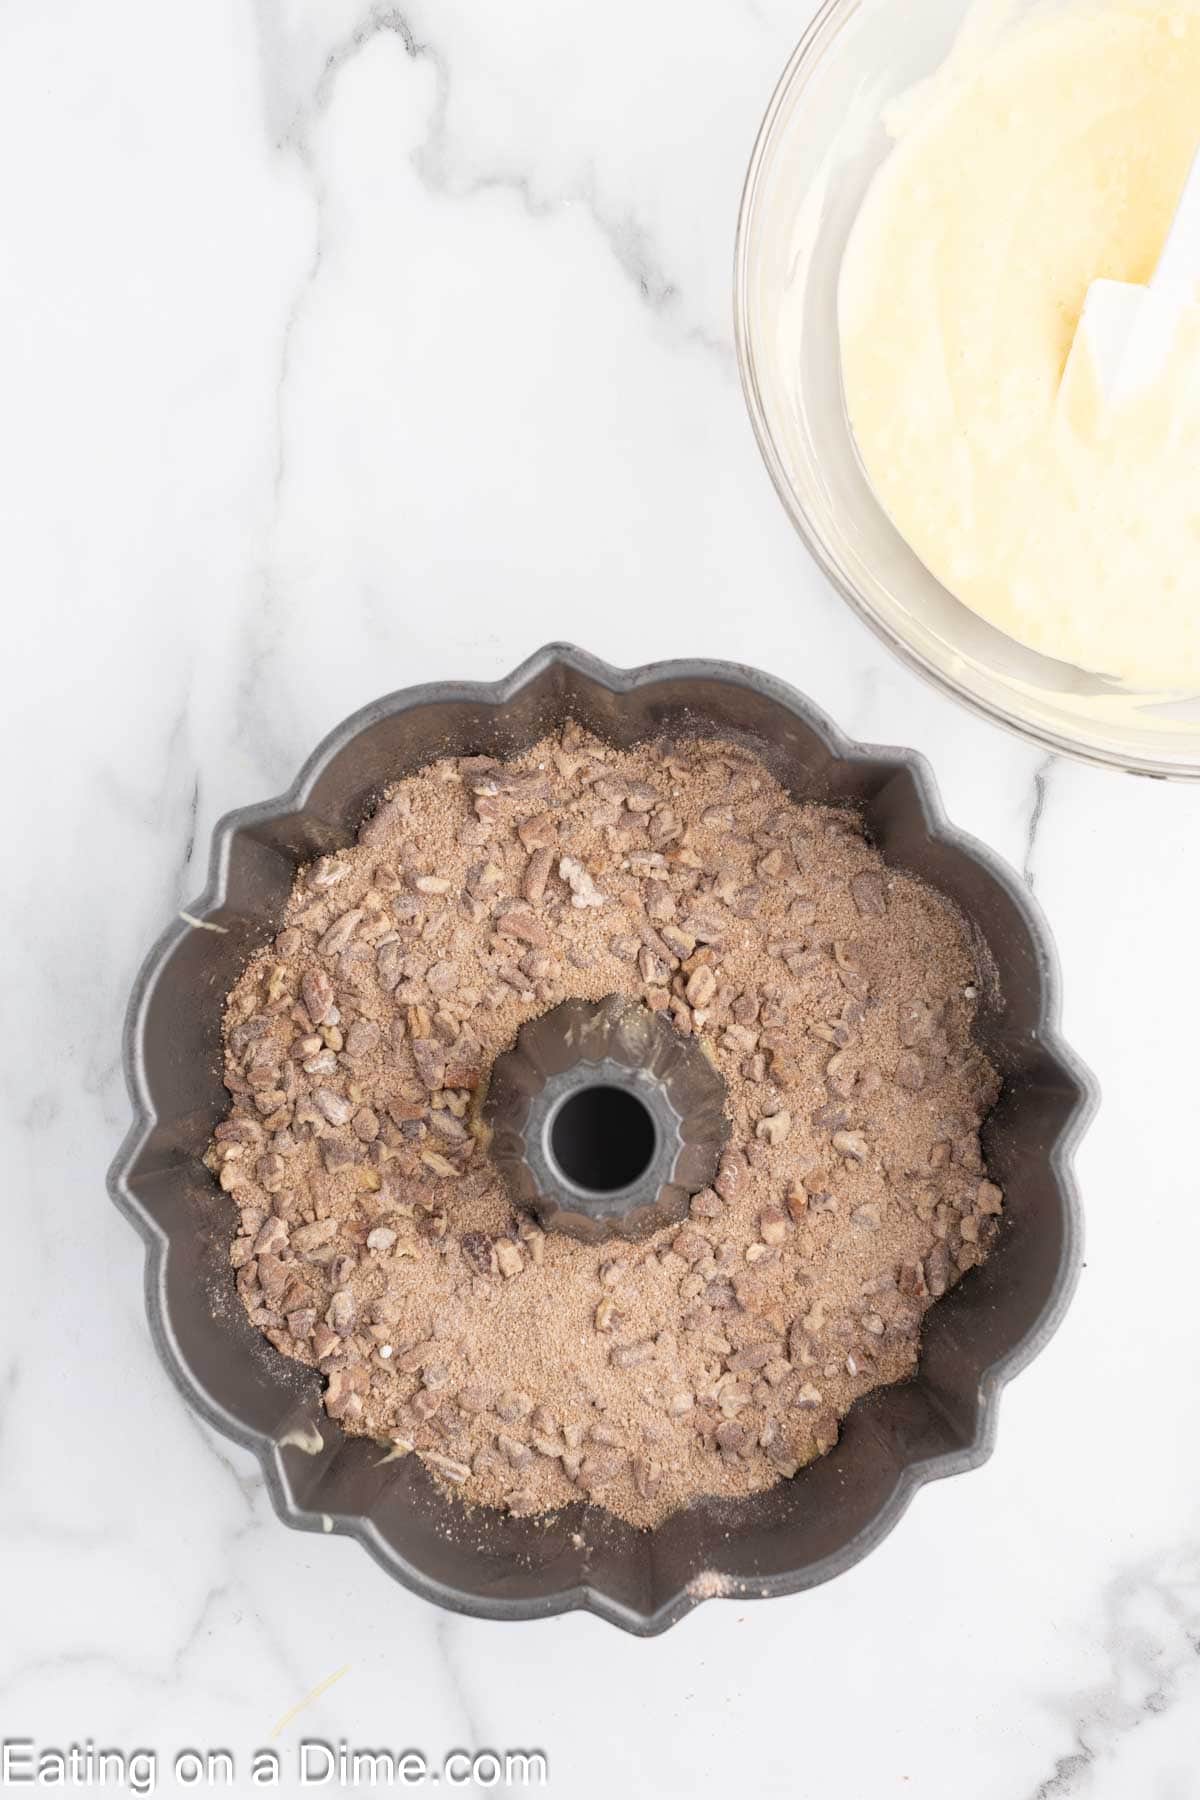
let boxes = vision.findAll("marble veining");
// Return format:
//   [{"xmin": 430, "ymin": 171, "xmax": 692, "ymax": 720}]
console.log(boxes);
[
  {"xmin": 1030, "ymin": 1544, "xmax": 1200, "ymax": 1799},
  {"xmin": 5, "ymin": 0, "xmax": 1200, "ymax": 1793}
]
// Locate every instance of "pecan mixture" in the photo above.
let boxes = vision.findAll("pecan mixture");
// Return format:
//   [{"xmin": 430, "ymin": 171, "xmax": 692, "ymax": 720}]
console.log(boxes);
[{"xmin": 207, "ymin": 726, "xmax": 1003, "ymax": 1528}]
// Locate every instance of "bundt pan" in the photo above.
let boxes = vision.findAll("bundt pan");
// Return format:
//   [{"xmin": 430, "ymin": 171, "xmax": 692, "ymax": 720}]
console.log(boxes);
[{"xmin": 108, "ymin": 645, "xmax": 1093, "ymax": 1635}]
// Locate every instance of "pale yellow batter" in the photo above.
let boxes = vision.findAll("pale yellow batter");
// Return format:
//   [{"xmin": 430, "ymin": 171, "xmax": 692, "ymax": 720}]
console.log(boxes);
[{"xmin": 839, "ymin": 0, "xmax": 1200, "ymax": 690}]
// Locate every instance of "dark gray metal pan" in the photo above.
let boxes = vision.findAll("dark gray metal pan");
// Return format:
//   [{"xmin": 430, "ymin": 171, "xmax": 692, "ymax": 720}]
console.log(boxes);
[{"xmin": 107, "ymin": 645, "xmax": 1093, "ymax": 1635}]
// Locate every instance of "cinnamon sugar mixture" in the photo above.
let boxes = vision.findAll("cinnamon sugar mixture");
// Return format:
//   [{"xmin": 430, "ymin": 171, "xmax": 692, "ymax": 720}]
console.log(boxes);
[{"xmin": 207, "ymin": 726, "xmax": 1003, "ymax": 1528}]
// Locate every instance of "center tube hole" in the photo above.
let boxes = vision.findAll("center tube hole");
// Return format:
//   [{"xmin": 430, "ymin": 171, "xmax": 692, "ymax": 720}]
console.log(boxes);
[{"xmin": 549, "ymin": 1084, "xmax": 658, "ymax": 1194}]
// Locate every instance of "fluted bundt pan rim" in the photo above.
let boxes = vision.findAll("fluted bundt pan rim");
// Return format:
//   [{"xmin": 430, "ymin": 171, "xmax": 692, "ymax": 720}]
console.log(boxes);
[{"xmin": 108, "ymin": 644, "xmax": 1094, "ymax": 1635}]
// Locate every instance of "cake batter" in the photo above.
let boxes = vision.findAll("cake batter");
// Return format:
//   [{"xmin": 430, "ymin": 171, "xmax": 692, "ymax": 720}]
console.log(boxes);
[{"xmin": 839, "ymin": 0, "xmax": 1200, "ymax": 689}]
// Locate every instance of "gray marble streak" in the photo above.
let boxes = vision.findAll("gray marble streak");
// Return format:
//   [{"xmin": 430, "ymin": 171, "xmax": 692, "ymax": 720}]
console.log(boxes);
[
  {"xmin": 0, "ymin": 1562, "xmax": 239, "ymax": 1709},
  {"xmin": 1032, "ymin": 1547, "xmax": 1200, "ymax": 1799},
  {"xmin": 1024, "ymin": 753, "xmax": 1056, "ymax": 890},
  {"xmin": 183, "ymin": 1411, "xmax": 269, "ymax": 1518},
  {"xmin": 0, "ymin": 1357, "xmax": 19, "ymax": 1461},
  {"xmin": 432, "ymin": 1616, "xmax": 488, "ymax": 1750},
  {"xmin": 257, "ymin": 1, "xmax": 731, "ymax": 375},
  {"xmin": 231, "ymin": 575, "xmax": 308, "ymax": 792}
]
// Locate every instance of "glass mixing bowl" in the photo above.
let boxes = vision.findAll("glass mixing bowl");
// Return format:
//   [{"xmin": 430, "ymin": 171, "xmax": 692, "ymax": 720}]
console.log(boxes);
[{"xmin": 735, "ymin": 0, "xmax": 1200, "ymax": 779}]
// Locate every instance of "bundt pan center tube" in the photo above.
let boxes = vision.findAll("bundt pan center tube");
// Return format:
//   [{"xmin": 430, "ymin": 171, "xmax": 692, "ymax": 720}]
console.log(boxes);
[
  {"xmin": 108, "ymin": 645, "xmax": 1093, "ymax": 1635},
  {"xmin": 486, "ymin": 994, "xmax": 730, "ymax": 1242}
]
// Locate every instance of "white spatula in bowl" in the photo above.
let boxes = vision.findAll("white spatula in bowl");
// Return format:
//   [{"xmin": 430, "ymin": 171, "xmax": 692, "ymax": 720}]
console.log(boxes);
[{"xmin": 1063, "ymin": 145, "xmax": 1200, "ymax": 405}]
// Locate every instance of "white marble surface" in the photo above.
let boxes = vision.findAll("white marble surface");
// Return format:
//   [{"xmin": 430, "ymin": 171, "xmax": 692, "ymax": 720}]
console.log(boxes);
[{"xmin": 5, "ymin": 1, "xmax": 1200, "ymax": 1795}]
